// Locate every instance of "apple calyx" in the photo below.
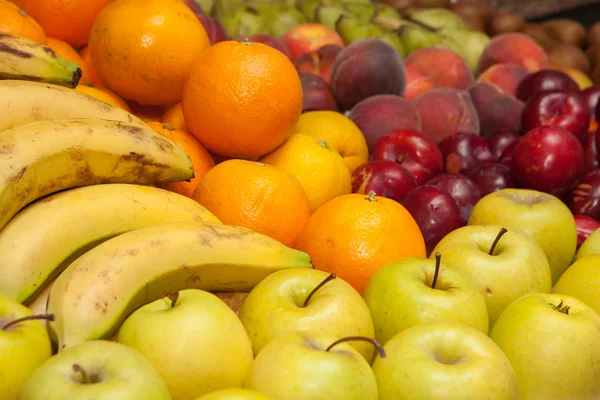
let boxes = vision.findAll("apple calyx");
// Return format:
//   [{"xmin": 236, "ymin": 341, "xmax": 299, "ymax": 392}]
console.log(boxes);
[
  {"xmin": 365, "ymin": 191, "xmax": 377, "ymax": 202},
  {"xmin": 431, "ymin": 252, "xmax": 442, "ymax": 289},
  {"xmin": 72, "ymin": 364, "xmax": 101, "ymax": 384},
  {"xmin": 303, "ymin": 273, "xmax": 337, "ymax": 307},
  {"xmin": 550, "ymin": 299, "xmax": 571, "ymax": 315},
  {"xmin": 165, "ymin": 291, "xmax": 180, "ymax": 308},
  {"xmin": 2, "ymin": 313, "xmax": 55, "ymax": 331},
  {"xmin": 325, "ymin": 336, "xmax": 386, "ymax": 358},
  {"xmin": 488, "ymin": 227, "xmax": 508, "ymax": 256}
]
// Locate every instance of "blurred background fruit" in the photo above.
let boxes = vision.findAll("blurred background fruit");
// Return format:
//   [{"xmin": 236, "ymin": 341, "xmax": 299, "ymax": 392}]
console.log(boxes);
[{"xmin": 0, "ymin": 1, "xmax": 46, "ymax": 43}]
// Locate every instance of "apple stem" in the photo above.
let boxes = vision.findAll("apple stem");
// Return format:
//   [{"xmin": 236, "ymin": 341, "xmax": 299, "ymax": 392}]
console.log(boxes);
[
  {"xmin": 165, "ymin": 292, "xmax": 179, "ymax": 308},
  {"xmin": 303, "ymin": 273, "xmax": 336, "ymax": 308},
  {"xmin": 551, "ymin": 299, "xmax": 571, "ymax": 315},
  {"xmin": 317, "ymin": 140, "xmax": 329, "ymax": 149},
  {"xmin": 365, "ymin": 191, "xmax": 377, "ymax": 202},
  {"xmin": 325, "ymin": 336, "xmax": 386, "ymax": 358},
  {"xmin": 72, "ymin": 364, "xmax": 91, "ymax": 384},
  {"xmin": 431, "ymin": 252, "xmax": 442, "ymax": 289},
  {"xmin": 488, "ymin": 227, "xmax": 508, "ymax": 256},
  {"xmin": 2, "ymin": 313, "xmax": 55, "ymax": 330}
]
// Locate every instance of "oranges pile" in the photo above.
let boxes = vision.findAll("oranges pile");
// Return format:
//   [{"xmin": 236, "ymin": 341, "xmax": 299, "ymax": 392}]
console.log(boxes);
[{"xmin": 0, "ymin": 0, "xmax": 428, "ymax": 293}]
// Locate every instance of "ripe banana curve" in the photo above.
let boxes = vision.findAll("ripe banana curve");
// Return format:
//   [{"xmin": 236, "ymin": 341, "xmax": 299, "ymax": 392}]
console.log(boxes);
[
  {"xmin": 0, "ymin": 80, "xmax": 146, "ymax": 132},
  {"xmin": 0, "ymin": 184, "xmax": 221, "ymax": 304},
  {"xmin": 0, "ymin": 118, "xmax": 194, "ymax": 231},
  {"xmin": 0, "ymin": 33, "xmax": 81, "ymax": 88},
  {"xmin": 47, "ymin": 221, "xmax": 314, "ymax": 350}
]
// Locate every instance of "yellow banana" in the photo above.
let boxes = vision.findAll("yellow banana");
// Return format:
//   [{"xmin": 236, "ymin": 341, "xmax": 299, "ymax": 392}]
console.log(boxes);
[
  {"xmin": 0, "ymin": 184, "xmax": 221, "ymax": 305},
  {"xmin": 0, "ymin": 118, "xmax": 194, "ymax": 231},
  {"xmin": 0, "ymin": 80, "xmax": 145, "ymax": 131},
  {"xmin": 0, "ymin": 32, "xmax": 81, "ymax": 88},
  {"xmin": 47, "ymin": 221, "xmax": 313, "ymax": 350}
]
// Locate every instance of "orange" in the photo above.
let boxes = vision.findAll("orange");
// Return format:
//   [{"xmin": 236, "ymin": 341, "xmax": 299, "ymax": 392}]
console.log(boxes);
[
  {"xmin": 293, "ymin": 110, "xmax": 368, "ymax": 173},
  {"xmin": 296, "ymin": 192, "xmax": 427, "ymax": 294},
  {"xmin": 162, "ymin": 102, "xmax": 188, "ymax": 132},
  {"xmin": 260, "ymin": 134, "xmax": 351, "ymax": 212},
  {"xmin": 75, "ymin": 82, "xmax": 132, "ymax": 112},
  {"xmin": 0, "ymin": 2, "xmax": 46, "ymax": 43},
  {"xmin": 147, "ymin": 122, "xmax": 215, "ymax": 198},
  {"xmin": 13, "ymin": 0, "xmax": 112, "ymax": 48},
  {"xmin": 182, "ymin": 40, "xmax": 303, "ymax": 159},
  {"xmin": 192, "ymin": 159, "xmax": 311, "ymax": 247},
  {"xmin": 45, "ymin": 37, "xmax": 90, "ymax": 82},
  {"xmin": 79, "ymin": 45, "xmax": 104, "ymax": 87},
  {"xmin": 88, "ymin": 0, "xmax": 210, "ymax": 106}
]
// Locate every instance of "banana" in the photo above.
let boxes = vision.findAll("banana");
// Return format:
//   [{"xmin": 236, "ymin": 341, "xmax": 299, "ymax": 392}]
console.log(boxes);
[
  {"xmin": 47, "ymin": 221, "xmax": 314, "ymax": 350},
  {"xmin": 0, "ymin": 32, "xmax": 81, "ymax": 88},
  {"xmin": 0, "ymin": 118, "xmax": 194, "ymax": 231},
  {"xmin": 0, "ymin": 80, "xmax": 146, "ymax": 132},
  {"xmin": 0, "ymin": 184, "xmax": 221, "ymax": 305}
]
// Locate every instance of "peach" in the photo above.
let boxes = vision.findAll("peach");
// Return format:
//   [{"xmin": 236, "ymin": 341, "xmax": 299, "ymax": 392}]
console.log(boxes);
[
  {"xmin": 293, "ymin": 44, "xmax": 343, "ymax": 85},
  {"xmin": 404, "ymin": 64, "xmax": 435, "ymax": 100},
  {"xmin": 468, "ymin": 82, "xmax": 524, "ymax": 137},
  {"xmin": 414, "ymin": 88, "xmax": 480, "ymax": 144},
  {"xmin": 476, "ymin": 63, "xmax": 529, "ymax": 97},
  {"xmin": 330, "ymin": 38, "xmax": 407, "ymax": 111},
  {"xmin": 281, "ymin": 22, "xmax": 344, "ymax": 62},
  {"xmin": 299, "ymin": 72, "xmax": 339, "ymax": 113},
  {"xmin": 477, "ymin": 32, "xmax": 549, "ymax": 75},
  {"xmin": 405, "ymin": 47, "xmax": 474, "ymax": 90},
  {"xmin": 348, "ymin": 94, "xmax": 421, "ymax": 152}
]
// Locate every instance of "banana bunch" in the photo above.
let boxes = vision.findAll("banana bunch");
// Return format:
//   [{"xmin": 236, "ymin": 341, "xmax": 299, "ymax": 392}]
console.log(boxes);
[
  {"xmin": 0, "ymin": 78, "xmax": 314, "ymax": 351},
  {"xmin": 0, "ymin": 32, "xmax": 82, "ymax": 88},
  {"xmin": 47, "ymin": 221, "xmax": 313, "ymax": 350}
]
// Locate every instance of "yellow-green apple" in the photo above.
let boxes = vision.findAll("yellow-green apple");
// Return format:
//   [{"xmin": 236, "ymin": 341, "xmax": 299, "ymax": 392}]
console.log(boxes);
[
  {"xmin": 468, "ymin": 188, "xmax": 577, "ymax": 284},
  {"xmin": 554, "ymin": 254, "xmax": 600, "ymax": 315},
  {"xmin": 0, "ymin": 297, "xmax": 53, "ymax": 400},
  {"xmin": 237, "ymin": 268, "xmax": 375, "ymax": 361},
  {"xmin": 362, "ymin": 253, "xmax": 489, "ymax": 346},
  {"xmin": 576, "ymin": 228, "xmax": 600, "ymax": 260},
  {"xmin": 490, "ymin": 292, "xmax": 600, "ymax": 399},
  {"xmin": 19, "ymin": 340, "xmax": 171, "ymax": 400},
  {"xmin": 243, "ymin": 333, "xmax": 379, "ymax": 400},
  {"xmin": 431, "ymin": 225, "xmax": 552, "ymax": 326},
  {"xmin": 117, "ymin": 289, "xmax": 253, "ymax": 400},
  {"xmin": 372, "ymin": 321, "xmax": 519, "ymax": 400},
  {"xmin": 194, "ymin": 388, "xmax": 275, "ymax": 400}
]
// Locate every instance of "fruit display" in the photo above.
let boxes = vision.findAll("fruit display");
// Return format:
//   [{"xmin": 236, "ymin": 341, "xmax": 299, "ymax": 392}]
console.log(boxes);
[{"xmin": 3, "ymin": 0, "xmax": 600, "ymax": 399}]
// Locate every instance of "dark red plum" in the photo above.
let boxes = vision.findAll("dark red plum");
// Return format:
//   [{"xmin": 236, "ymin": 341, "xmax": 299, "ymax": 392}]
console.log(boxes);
[
  {"xmin": 516, "ymin": 69, "xmax": 580, "ymax": 102},
  {"xmin": 486, "ymin": 130, "xmax": 519, "ymax": 160},
  {"xmin": 426, "ymin": 172, "xmax": 482, "ymax": 222},
  {"xmin": 351, "ymin": 160, "xmax": 417, "ymax": 203},
  {"xmin": 574, "ymin": 214, "xmax": 600, "ymax": 249},
  {"xmin": 466, "ymin": 163, "xmax": 516, "ymax": 196},
  {"xmin": 438, "ymin": 131, "xmax": 495, "ymax": 174}
]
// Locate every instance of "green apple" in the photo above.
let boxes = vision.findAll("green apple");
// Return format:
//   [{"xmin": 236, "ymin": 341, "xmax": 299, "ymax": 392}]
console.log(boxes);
[
  {"xmin": 0, "ymin": 296, "xmax": 53, "ymax": 400},
  {"xmin": 117, "ymin": 289, "xmax": 253, "ymax": 400},
  {"xmin": 431, "ymin": 224, "xmax": 552, "ymax": 326},
  {"xmin": 238, "ymin": 268, "xmax": 375, "ymax": 361},
  {"xmin": 19, "ymin": 340, "xmax": 170, "ymax": 400},
  {"xmin": 576, "ymin": 228, "xmax": 600, "ymax": 260},
  {"xmin": 554, "ymin": 254, "xmax": 600, "ymax": 315},
  {"xmin": 372, "ymin": 321, "xmax": 519, "ymax": 400},
  {"xmin": 244, "ymin": 333, "xmax": 379, "ymax": 400},
  {"xmin": 491, "ymin": 292, "xmax": 600, "ymax": 399},
  {"xmin": 362, "ymin": 254, "xmax": 489, "ymax": 346},
  {"xmin": 194, "ymin": 388, "xmax": 275, "ymax": 400},
  {"xmin": 468, "ymin": 188, "xmax": 577, "ymax": 284}
]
